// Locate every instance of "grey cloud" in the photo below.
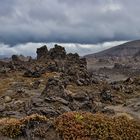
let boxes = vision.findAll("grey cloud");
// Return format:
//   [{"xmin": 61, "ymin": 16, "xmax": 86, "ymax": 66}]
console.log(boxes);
[
  {"xmin": 0, "ymin": 0, "xmax": 139, "ymax": 45},
  {"xmin": 0, "ymin": 41, "xmax": 127, "ymax": 57}
]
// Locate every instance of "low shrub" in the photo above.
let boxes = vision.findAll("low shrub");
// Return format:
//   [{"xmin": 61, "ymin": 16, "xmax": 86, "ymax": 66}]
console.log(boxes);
[{"xmin": 55, "ymin": 111, "xmax": 140, "ymax": 140}]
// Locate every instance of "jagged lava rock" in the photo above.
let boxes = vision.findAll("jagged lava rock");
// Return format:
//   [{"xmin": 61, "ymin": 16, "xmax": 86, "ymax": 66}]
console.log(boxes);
[
  {"xmin": 48, "ymin": 44, "xmax": 66, "ymax": 59},
  {"xmin": 36, "ymin": 44, "xmax": 90, "ymax": 85},
  {"xmin": 36, "ymin": 45, "xmax": 48, "ymax": 60},
  {"xmin": 42, "ymin": 77, "xmax": 68, "ymax": 99}
]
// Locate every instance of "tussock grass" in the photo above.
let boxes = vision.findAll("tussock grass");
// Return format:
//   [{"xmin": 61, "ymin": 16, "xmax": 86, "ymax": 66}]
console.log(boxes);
[
  {"xmin": 55, "ymin": 111, "xmax": 140, "ymax": 140},
  {"xmin": 0, "ymin": 114, "xmax": 48, "ymax": 138}
]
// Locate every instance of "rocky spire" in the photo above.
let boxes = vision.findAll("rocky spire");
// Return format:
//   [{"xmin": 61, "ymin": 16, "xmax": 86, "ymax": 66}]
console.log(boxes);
[{"xmin": 36, "ymin": 45, "xmax": 48, "ymax": 60}]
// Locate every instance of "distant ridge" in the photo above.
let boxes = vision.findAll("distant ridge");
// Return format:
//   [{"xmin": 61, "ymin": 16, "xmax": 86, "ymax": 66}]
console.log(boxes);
[
  {"xmin": 0, "ymin": 55, "xmax": 7, "ymax": 59},
  {"xmin": 0, "ymin": 55, "xmax": 8, "ymax": 59},
  {"xmin": 85, "ymin": 40, "xmax": 140, "ymax": 58}
]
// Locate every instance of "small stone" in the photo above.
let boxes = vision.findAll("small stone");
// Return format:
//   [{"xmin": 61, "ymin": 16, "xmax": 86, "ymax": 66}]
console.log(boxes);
[
  {"xmin": 124, "ymin": 77, "xmax": 134, "ymax": 83},
  {"xmin": 73, "ymin": 92, "xmax": 89, "ymax": 102},
  {"xmin": 32, "ymin": 80, "xmax": 41, "ymax": 89},
  {"xmin": 58, "ymin": 106, "xmax": 71, "ymax": 114},
  {"xmin": 76, "ymin": 79, "xmax": 83, "ymax": 86},
  {"xmin": 0, "ymin": 105, "xmax": 5, "ymax": 112},
  {"xmin": 14, "ymin": 100, "xmax": 24, "ymax": 105},
  {"xmin": 45, "ymin": 97, "xmax": 69, "ymax": 105},
  {"xmin": 100, "ymin": 90, "xmax": 112, "ymax": 102},
  {"xmin": 16, "ymin": 88, "xmax": 25, "ymax": 94},
  {"xmin": 4, "ymin": 96, "xmax": 12, "ymax": 103}
]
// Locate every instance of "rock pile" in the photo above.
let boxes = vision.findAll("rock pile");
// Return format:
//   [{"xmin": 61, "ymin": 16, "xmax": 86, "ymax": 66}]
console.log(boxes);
[
  {"xmin": 0, "ymin": 44, "xmax": 91, "ymax": 85},
  {"xmin": 37, "ymin": 44, "xmax": 66, "ymax": 61},
  {"xmin": 36, "ymin": 44, "xmax": 91, "ymax": 85}
]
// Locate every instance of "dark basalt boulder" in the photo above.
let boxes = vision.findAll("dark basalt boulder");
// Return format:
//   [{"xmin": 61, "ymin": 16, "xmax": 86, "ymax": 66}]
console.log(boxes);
[
  {"xmin": 124, "ymin": 77, "xmax": 134, "ymax": 84},
  {"xmin": 72, "ymin": 92, "xmax": 89, "ymax": 102},
  {"xmin": 42, "ymin": 77, "xmax": 68, "ymax": 98},
  {"xmin": 48, "ymin": 44, "xmax": 66, "ymax": 59},
  {"xmin": 12, "ymin": 55, "xmax": 21, "ymax": 62},
  {"xmin": 36, "ymin": 45, "xmax": 48, "ymax": 60},
  {"xmin": 113, "ymin": 63, "xmax": 123, "ymax": 69},
  {"xmin": 12, "ymin": 55, "xmax": 30, "ymax": 62},
  {"xmin": 47, "ymin": 61, "xmax": 58, "ymax": 72},
  {"xmin": 23, "ymin": 70, "xmax": 41, "ymax": 78},
  {"xmin": 100, "ymin": 89, "xmax": 113, "ymax": 102}
]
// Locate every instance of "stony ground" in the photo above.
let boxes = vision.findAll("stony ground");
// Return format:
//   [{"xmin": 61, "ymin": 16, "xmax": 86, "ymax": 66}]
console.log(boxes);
[{"xmin": 0, "ymin": 44, "xmax": 140, "ymax": 140}]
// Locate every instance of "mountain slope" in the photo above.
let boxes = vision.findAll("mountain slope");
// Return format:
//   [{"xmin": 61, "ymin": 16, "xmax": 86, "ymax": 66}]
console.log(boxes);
[{"xmin": 85, "ymin": 40, "xmax": 140, "ymax": 58}]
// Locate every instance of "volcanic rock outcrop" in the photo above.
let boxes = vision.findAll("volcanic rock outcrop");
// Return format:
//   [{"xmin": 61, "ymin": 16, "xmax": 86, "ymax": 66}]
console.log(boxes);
[
  {"xmin": 36, "ymin": 44, "xmax": 90, "ymax": 85},
  {"xmin": 36, "ymin": 45, "xmax": 48, "ymax": 60},
  {"xmin": 37, "ymin": 44, "xmax": 66, "ymax": 60}
]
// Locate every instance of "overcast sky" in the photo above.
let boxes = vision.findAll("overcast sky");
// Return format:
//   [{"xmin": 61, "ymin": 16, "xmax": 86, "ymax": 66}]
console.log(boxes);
[
  {"xmin": 0, "ymin": 41, "xmax": 127, "ymax": 57},
  {"xmin": 0, "ymin": 0, "xmax": 139, "ymax": 56}
]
